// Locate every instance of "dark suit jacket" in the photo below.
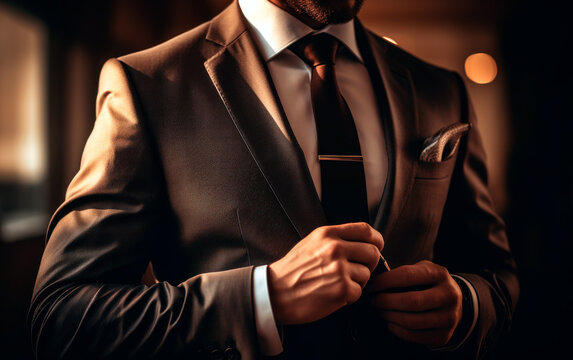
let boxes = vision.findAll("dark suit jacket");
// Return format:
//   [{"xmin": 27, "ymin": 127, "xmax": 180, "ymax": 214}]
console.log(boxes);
[{"xmin": 29, "ymin": 2, "xmax": 518, "ymax": 359}]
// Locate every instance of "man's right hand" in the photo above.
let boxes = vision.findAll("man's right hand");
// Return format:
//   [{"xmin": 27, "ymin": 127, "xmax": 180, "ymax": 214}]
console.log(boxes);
[{"xmin": 267, "ymin": 222, "xmax": 384, "ymax": 325}]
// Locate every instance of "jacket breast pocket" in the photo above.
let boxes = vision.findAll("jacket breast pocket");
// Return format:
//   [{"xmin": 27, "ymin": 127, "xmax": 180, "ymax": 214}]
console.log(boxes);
[
  {"xmin": 385, "ymin": 175, "xmax": 452, "ymax": 266},
  {"xmin": 415, "ymin": 151, "xmax": 458, "ymax": 180}
]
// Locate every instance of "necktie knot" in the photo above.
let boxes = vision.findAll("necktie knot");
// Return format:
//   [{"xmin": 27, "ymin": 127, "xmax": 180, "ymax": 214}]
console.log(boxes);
[
  {"xmin": 291, "ymin": 33, "xmax": 340, "ymax": 67},
  {"xmin": 289, "ymin": 33, "xmax": 368, "ymax": 224}
]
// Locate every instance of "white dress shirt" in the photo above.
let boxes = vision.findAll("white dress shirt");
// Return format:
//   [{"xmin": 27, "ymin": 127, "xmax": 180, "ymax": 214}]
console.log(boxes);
[
  {"xmin": 239, "ymin": 0, "xmax": 388, "ymax": 210},
  {"xmin": 238, "ymin": 0, "xmax": 388, "ymax": 355}
]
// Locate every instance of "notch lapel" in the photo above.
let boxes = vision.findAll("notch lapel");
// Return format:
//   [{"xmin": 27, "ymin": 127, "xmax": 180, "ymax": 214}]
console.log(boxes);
[
  {"xmin": 359, "ymin": 27, "xmax": 418, "ymax": 242},
  {"xmin": 203, "ymin": 3, "xmax": 326, "ymax": 239}
]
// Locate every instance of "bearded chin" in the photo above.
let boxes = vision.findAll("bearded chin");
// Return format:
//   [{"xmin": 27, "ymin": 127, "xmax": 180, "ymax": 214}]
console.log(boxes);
[{"xmin": 286, "ymin": 0, "xmax": 364, "ymax": 26}]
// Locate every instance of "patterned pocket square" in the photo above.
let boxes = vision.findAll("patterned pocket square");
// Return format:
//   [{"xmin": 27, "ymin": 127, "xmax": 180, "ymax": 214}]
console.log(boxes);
[{"xmin": 420, "ymin": 123, "xmax": 471, "ymax": 162}]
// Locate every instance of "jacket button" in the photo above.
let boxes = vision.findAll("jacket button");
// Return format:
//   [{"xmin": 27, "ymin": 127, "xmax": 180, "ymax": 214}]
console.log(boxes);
[
  {"xmin": 210, "ymin": 349, "xmax": 224, "ymax": 360},
  {"xmin": 224, "ymin": 347, "xmax": 241, "ymax": 360}
]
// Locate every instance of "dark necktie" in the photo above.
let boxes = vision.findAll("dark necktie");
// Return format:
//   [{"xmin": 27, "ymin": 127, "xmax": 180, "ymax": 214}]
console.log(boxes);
[{"xmin": 291, "ymin": 33, "xmax": 369, "ymax": 224}]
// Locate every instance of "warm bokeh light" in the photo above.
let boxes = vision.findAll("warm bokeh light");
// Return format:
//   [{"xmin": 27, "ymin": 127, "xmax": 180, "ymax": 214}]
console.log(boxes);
[
  {"xmin": 0, "ymin": 4, "xmax": 47, "ymax": 183},
  {"xmin": 464, "ymin": 52, "xmax": 497, "ymax": 84},
  {"xmin": 382, "ymin": 36, "xmax": 398, "ymax": 45}
]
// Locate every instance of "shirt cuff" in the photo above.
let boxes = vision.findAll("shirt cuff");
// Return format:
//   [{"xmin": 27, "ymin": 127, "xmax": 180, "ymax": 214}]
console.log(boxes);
[{"xmin": 253, "ymin": 265, "xmax": 283, "ymax": 356}]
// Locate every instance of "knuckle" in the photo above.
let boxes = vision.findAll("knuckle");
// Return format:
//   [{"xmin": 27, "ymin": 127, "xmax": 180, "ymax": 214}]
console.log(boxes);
[
  {"xmin": 362, "ymin": 264, "xmax": 372, "ymax": 278},
  {"xmin": 425, "ymin": 262, "xmax": 448, "ymax": 280},
  {"xmin": 316, "ymin": 225, "xmax": 332, "ymax": 239},
  {"xmin": 367, "ymin": 245, "xmax": 381, "ymax": 268},
  {"xmin": 443, "ymin": 284, "xmax": 461, "ymax": 305},
  {"xmin": 353, "ymin": 222, "xmax": 372, "ymax": 238},
  {"xmin": 363, "ymin": 223, "xmax": 376, "ymax": 241},
  {"xmin": 420, "ymin": 260, "xmax": 433, "ymax": 267},
  {"xmin": 369, "ymin": 243, "xmax": 380, "ymax": 256},
  {"xmin": 358, "ymin": 266, "xmax": 371, "ymax": 286},
  {"xmin": 437, "ymin": 266, "xmax": 450, "ymax": 279},
  {"xmin": 324, "ymin": 261, "xmax": 347, "ymax": 282},
  {"xmin": 356, "ymin": 221, "xmax": 370, "ymax": 232},
  {"xmin": 452, "ymin": 286, "xmax": 463, "ymax": 302},
  {"xmin": 325, "ymin": 241, "xmax": 343, "ymax": 259},
  {"xmin": 422, "ymin": 265, "xmax": 433, "ymax": 279},
  {"xmin": 345, "ymin": 282, "xmax": 361, "ymax": 304}
]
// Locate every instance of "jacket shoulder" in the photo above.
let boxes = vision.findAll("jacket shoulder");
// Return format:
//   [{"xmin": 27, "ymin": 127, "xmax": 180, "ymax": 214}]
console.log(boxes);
[
  {"xmin": 116, "ymin": 21, "xmax": 216, "ymax": 76},
  {"xmin": 365, "ymin": 29, "xmax": 461, "ymax": 84}
]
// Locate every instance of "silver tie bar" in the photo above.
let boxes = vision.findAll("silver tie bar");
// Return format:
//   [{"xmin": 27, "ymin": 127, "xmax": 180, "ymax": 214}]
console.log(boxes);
[{"xmin": 318, "ymin": 155, "xmax": 363, "ymax": 162}]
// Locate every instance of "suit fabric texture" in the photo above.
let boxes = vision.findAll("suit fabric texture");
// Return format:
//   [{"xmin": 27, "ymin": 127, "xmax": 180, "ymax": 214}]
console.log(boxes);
[{"xmin": 29, "ymin": 2, "xmax": 518, "ymax": 359}]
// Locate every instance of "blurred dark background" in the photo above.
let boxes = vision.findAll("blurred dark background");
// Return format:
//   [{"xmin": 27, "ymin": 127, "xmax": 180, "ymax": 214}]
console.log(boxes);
[{"xmin": 0, "ymin": 0, "xmax": 570, "ymax": 358}]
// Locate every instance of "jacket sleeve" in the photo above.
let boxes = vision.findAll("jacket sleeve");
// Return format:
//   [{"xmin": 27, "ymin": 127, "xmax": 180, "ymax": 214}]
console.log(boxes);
[
  {"xmin": 433, "ymin": 74, "xmax": 519, "ymax": 359},
  {"xmin": 28, "ymin": 59, "xmax": 258, "ymax": 359}
]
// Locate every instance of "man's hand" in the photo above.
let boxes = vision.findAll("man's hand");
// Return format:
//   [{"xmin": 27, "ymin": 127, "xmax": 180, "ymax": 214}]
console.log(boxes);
[
  {"xmin": 367, "ymin": 260, "xmax": 463, "ymax": 347},
  {"xmin": 268, "ymin": 222, "xmax": 384, "ymax": 325}
]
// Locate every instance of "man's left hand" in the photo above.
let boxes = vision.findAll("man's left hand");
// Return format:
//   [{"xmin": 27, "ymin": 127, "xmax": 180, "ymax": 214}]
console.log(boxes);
[{"xmin": 367, "ymin": 260, "xmax": 463, "ymax": 347}]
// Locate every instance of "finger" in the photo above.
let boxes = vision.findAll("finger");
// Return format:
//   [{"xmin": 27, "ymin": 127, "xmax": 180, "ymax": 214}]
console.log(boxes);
[
  {"xmin": 371, "ymin": 288, "xmax": 446, "ymax": 312},
  {"xmin": 327, "ymin": 271, "xmax": 363, "ymax": 306},
  {"xmin": 329, "ymin": 222, "xmax": 384, "ymax": 250},
  {"xmin": 369, "ymin": 261, "xmax": 448, "ymax": 292},
  {"xmin": 338, "ymin": 241, "xmax": 381, "ymax": 272},
  {"xmin": 379, "ymin": 308, "xmax": 459, "ymax": 331},
  {"xmin": 347, "ymin": 262, "xmax": 372, "ymax": 288},
  {"xmin": 345, "ymin": 280, "xmax": 363, "ymax": 305},
  {"xmin": 387, "ymin": 323, "xmax": 453, "ymax": 347}
]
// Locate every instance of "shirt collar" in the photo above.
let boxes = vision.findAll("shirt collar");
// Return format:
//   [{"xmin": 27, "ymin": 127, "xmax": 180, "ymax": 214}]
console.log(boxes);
[{"xmin": 238, "ymin": 0, "xmax": 363, "ymax": 62}]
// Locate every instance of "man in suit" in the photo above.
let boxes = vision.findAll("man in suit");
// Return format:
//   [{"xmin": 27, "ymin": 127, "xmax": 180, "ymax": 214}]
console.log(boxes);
[{"xmin": 29, "ymin": 0, "xmax": 518, "ymax": 359}]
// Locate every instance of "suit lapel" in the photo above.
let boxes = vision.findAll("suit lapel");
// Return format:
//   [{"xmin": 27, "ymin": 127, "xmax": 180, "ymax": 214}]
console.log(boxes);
[
  {"xmin": 357, "ymin": 24, "xmax": 417, "ymax": 240},
  {"xmin": 203, "ymin": 2, "xmax": 326, "ymax": 239},
  {"xmin": 202, "ymin": 4, "xmax": 418, "ymax": 242}
]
